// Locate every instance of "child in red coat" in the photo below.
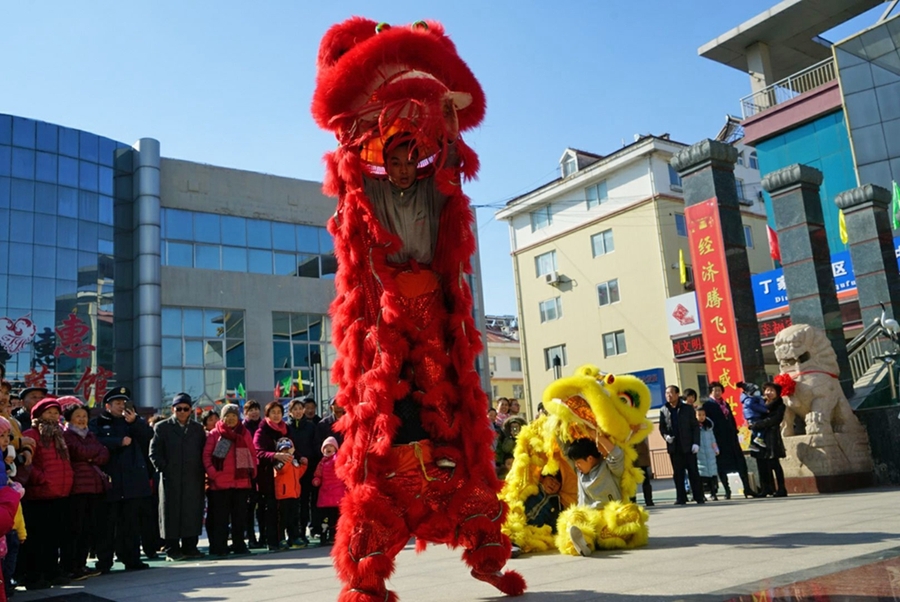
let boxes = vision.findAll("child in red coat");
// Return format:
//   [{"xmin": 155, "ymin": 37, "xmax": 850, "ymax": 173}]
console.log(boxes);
[
  {"xmin": 273, "ymin": 438, "xmax": 307, "ymax": 549},
  {"xmin": 312, "ymin": 436, "xmax": 345, "ymax": 545}
]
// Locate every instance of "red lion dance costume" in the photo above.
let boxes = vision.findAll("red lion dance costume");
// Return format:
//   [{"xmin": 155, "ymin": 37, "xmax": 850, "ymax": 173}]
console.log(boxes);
[{"xmin": 311, "ymin": 17, "xmax": 526, "ymax": 602}]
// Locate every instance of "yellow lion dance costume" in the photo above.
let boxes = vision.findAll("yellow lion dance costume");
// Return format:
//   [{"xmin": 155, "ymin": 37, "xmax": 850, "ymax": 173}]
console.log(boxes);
[{"xmin": 500, "ymin": 365, "xmax": 652, "ymax": 555}]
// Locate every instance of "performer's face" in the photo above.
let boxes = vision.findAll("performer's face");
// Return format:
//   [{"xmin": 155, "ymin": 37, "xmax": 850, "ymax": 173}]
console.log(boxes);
[{"xmin": 386, "ymin": 144, "xmax": 418, "ymax": 190}]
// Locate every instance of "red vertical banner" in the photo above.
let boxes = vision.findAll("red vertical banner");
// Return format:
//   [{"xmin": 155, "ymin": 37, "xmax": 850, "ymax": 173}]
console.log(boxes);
[{"xmin": 685, "ymin": 198, "xmax": 747, "ymax": 436}]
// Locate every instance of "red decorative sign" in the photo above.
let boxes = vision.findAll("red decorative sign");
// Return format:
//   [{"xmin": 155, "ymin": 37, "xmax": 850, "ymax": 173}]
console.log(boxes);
[
  {"xmin": 685, "ymin": 198, "xmax": 745, "ymax": 429},
  {"xmin": 54, "ymin": 313, "xmax": 95, "ymax": 359},
  {"xmin": 24, "ymin": 365, "xmax": 49, "ymax": 389},
  {"xmin": 75, "ymin": 366, "xmax": 113, "ymax": 407},
  {"xmin": 671, "ymin": 303, "xmax": 695, "ymax": 326},
  {"xmin": 0, "ymin": 314, "xmax": 37, "ymax": 354}
]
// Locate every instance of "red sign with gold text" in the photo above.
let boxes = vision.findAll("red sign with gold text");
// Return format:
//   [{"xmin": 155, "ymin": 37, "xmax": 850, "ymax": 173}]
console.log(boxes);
[{"xmin": 685, "ymin": 198, "xmax": 747, "ymax": 437}]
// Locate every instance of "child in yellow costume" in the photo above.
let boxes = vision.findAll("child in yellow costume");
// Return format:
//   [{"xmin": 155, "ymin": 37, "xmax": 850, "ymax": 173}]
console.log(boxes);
[{"xmin": 500, "ymin": 365, "xmax": 652, "ymax": 556}]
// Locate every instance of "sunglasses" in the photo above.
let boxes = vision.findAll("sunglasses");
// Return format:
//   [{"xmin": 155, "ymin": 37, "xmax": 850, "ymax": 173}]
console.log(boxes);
[{"xmin": 175, "ymin": 406, "xmax": 192, "ymax": 413}]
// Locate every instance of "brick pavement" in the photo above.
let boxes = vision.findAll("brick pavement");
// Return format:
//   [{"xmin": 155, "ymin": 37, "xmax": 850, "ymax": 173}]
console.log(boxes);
[{"xmin": 14, "ymin": 483, "xmax": 900, "ymax": 602}]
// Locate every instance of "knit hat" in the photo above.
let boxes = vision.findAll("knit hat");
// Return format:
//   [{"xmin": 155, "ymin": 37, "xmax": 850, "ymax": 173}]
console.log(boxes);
[
  {"xmin": 57, "ymin": 396, "xmax": 84, "ymax": 421},
  {"xmin": 172, "ymin": 392, "xmax": 192, "ymax": 407},
  {"xmin": 0, "ymin": 416, "xmax": 11, "ymax": 434},
  {"xmin": 276, "ymin": 437, "xmax": 294, "ymax": 452},
  {"xmin": 30, "ymin": 397, "xmax": 62, "ymax": 420},
  {"xmin": 321, "ymin": 435, "xmax": 339, "ymax": 454},
  {"xmin": 221, "ymin": 404, "xmax": 240, "ymax": 420}
]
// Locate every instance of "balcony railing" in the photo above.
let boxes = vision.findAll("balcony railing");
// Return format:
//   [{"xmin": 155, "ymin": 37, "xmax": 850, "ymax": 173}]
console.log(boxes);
[{"xmin": 740, "ymin": 58, "xmax": 837, "ymax": 119}]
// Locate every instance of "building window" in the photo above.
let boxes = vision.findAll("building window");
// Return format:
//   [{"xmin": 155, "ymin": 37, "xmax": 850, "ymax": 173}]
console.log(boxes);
[
  {"xmin": 160, "ymin": 208, "xmax": 336, "ymax": 279},
  {"xmin": 744, "ymin": 224, "xmax": 754, "ymax": 248},
  {"xmin": 489, "ymin": 356, "xmax": 497, "ymax": 373},
  {"xmin": 510, "ymin": 357, "xmax": 522, "ymax": 372},
  {"xmin": 512, "ymin": 384, "xmax": 525, "ymax": 399},
  {"xmin": 562, "ymin": 154, "xmax": 577, "ymax": 177},
  {"xmin": 492, "ymin": 385, "xmax": 499, "ymax": 399},
  {"xmin": 603, "ymin": 330, "xmax": 627, "ymax": 357},
  {"xmin": 534, "ymin": 250, "xmax": 557, "ymax": 277},
  {"xmin": 591, "ymin": 229, "xmax": 614, "ymax": 257},
  {"xmin": 697, "ymin": 373, "xmax": 709, "ymax": 396},
  {"xmin": 684, "ymin": 265, "xmax": 695, "ymax": 290},
  {"xmin": 748, "ymin": 151, "xmax": 758, "ymax": 170},
  {"xmin": 597, "ymin": 279, "xmax": 620, "ymax": 306},
  {"xmin": 675, "ymin": 213, "xmax": 687, "ymax": 237},
  {"xmin": 539, "ymin": 297, "xmax": 562, "ymax": 323},
  {"xmin": 530, "ymin": 206, "xmax": 552, "ymax": 232},
  {"xmin": 668, "ymin": 164, "xmax": 682, "ymax": 191},
  {"xmin": 737, "ymin": 151, "xmax": 744, "ymax": 167},
  {"xmin": 161, "ymin": 307, "xmax": 246, "ymax": 405},
  {"xmin": 585, "ymin": 181, "xmax": 608, "ymax": 209},
  {"xmin": 736, "ymin": 178, "xmax": 745, "ymax": 201},
  {"xmin": 544, "ymin": 344, "xmax": 567, "ymax": 370},
  {"xmin": 272, "ymin": 312, "xmax": 337, "ymax": 402}
]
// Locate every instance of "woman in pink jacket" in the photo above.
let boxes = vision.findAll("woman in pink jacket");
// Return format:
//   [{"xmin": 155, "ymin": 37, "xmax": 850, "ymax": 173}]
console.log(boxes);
[
  {"xmin": 312, "ymin": 436, "xmax": 345, "ymax": 545},
  {"xmin": 203, "ymin": 404, "xmax": 256, "ymax": 557}
]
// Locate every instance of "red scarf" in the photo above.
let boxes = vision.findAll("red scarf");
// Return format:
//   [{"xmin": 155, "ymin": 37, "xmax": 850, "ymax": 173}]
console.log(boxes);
[
  {"xmin": 214, "ymin": 420, "xmax": 253, "ymax": 479},
  {"xmin": 265, "ymin": 417, "xmax": 287, "ymax": 436}
]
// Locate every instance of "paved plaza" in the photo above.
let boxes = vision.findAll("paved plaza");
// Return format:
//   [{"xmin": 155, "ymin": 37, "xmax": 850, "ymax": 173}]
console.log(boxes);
[{"xmin": 14, "ymin": 483, "xmax": 900, "ymax": 601}]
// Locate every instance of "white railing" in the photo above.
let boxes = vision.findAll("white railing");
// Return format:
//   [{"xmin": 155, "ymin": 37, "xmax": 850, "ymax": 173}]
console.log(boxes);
[{"xmin": 740, "ymin": 58, "xmax": 837, "ymax": 119}]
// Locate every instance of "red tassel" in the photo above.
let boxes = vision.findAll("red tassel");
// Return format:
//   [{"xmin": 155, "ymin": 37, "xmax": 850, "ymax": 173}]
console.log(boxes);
[{"xmin": 774, "ymin": 373, "xmax": 795, "ymax": 397}]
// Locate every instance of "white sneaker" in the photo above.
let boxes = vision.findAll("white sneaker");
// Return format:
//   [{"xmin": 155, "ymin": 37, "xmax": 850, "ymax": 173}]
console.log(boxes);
[{"xmin": 568, "ymin": 525, "xmax": 591, "ymax": 557}]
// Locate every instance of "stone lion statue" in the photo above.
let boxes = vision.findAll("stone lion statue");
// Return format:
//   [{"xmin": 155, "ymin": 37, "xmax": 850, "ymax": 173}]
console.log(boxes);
[{"xmin": 773, "ymin": 324, "xmax": 864, "ymax": 437}]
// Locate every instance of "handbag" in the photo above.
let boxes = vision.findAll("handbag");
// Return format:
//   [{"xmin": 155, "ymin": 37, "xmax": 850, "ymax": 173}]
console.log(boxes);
[
  {"xmin": 212, "ymin": 436, "xmax": 232, "ymax": 459},
  {"xmin": 92, "ymin": 464, "xmax": 112, "ymax": 491}
]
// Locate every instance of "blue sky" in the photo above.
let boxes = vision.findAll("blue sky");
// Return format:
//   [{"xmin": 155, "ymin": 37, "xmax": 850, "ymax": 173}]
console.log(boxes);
[{"xmin": 1, "ymin": 1, "xmax": 885, "ymax": 315}]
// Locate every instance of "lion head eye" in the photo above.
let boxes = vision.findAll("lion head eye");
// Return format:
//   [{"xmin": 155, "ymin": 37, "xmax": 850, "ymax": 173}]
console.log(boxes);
[
  {"xmin": 412, "ymin": 20, "xmax": 428, "ymax": 31},
  {"xmin": 619, "ymin": 393, "xmax": 635, "ymax": 408},
  {"xmin": 375, "ymin": 22, "xmax": 391, "ymax": 33}
]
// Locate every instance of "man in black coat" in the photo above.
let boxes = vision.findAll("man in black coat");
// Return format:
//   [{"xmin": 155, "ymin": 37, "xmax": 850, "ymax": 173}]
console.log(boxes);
[
  {"xmin": 287, "ymin": 397, "xmax": 320, "ymax": 544},
  {"xmin": 149, "ymin": 392, "xmax": 207, "ymax": 561},
  {"xmin": 658, "ymin": 385, "xmax": 704, "ymax": 505},
  {"xmin": 89, "ymin": 386, "xmax": 154, "ymax": 572},
  {"xmin": 701, "ymin": 382, "xmax": 757, "ymax": 499}
]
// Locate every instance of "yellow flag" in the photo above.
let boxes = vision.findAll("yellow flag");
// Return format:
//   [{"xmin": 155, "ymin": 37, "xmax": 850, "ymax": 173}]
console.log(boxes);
[
  {"xmin": 297, "ymin": 370, "xmax": 304, "ymax": 393},
  {"xmin": 839, "ymin": 209, "xmax": 848, "ymax": 244},
  {"xmin": 679, "ymin": 248, "xmax": 687, "ymax": 284}
]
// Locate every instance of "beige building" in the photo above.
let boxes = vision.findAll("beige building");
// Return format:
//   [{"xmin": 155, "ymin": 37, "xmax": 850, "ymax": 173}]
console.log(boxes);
[
  {"xmin": 495, "ymin": 133, "xmax": 774, "ymax": 414},
  {"xmin": 484, "ymin": 315, "xmax": 525, "ymax": 413}
]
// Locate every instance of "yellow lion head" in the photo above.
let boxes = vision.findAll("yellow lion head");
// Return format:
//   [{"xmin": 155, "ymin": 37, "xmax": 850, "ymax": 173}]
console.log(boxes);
[
  {"xmin": 543, "ymin": 364, "xmax": 652, "ymax": 448},
  {"xmin": 501, "ymin": 365, "xmax": 652, "ymax": 553}
]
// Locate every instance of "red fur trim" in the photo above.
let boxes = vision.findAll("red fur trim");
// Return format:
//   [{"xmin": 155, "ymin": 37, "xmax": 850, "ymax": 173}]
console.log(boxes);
[{"xmin": 316, "ymin": 16, "xmax": 524, "ymax": 600}]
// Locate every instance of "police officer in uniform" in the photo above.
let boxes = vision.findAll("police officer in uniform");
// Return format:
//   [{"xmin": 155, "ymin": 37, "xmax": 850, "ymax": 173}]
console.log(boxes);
[{"xmin": 89, "ymin": 387, "xmax": 153, "ymax": 572}]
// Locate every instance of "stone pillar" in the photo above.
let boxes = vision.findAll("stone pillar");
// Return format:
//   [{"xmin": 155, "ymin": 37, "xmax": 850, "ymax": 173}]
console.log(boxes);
[
  {"xmin": 763, "ymin": 164, "xmax": 853, "ymax": 396},
  {"xmin": 132, "ymin": 138, "xmax": 162, "ymax": 408},
  {"xmin": 835, "ymin": 184, "xmax": 900, "ymax": 329},
  {"xmin": 671, "ymin": 139, "xmax": 766, "ymax": 385}
]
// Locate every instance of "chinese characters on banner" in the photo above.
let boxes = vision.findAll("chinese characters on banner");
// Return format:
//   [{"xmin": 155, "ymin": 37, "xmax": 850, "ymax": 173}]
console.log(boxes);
[
  {"xmin": 684, "ymin": 198, "xmax": 747, "ymax": 436},
  {"xmin": 0, "ymin": 311, "xmax": 107, "ymax": 396}
]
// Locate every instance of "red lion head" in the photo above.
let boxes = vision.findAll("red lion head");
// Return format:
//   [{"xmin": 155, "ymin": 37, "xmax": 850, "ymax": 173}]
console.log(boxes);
[{"xmin": 311, "ymin": 17, "xmax": 486, "ymax": 166}]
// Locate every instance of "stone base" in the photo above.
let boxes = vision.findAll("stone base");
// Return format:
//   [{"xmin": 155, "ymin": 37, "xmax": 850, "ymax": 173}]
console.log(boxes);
[
  {"xmin": 784, "ymin": 472, "xmax": 873, "ymax": 494},
  {"xmin": 782, "ymin": 431, "xmax": 874, "ymax": 493}
]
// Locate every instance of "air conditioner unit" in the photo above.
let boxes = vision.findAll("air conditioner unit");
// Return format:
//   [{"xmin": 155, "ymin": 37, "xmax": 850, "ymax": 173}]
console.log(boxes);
[{"xmin": 544, "ymin": 271, "xmax": 561, "ymax": 286}]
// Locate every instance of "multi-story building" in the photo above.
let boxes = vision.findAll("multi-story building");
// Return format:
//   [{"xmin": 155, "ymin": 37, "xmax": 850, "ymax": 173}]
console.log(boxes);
[
  {"xmin": 700, "ymin": 0, "xmax": 897, "ymax": 253},
  {"xmin": 484, "ymin": 314, "xmax": 525, "ymax": 409},
  {"xmin": 496, "ymin": 134, "xmax": 774, "ymax": 412},
  {"xmin": 0, "ymin": 113, "xmax": 490, "ymax": 410}
]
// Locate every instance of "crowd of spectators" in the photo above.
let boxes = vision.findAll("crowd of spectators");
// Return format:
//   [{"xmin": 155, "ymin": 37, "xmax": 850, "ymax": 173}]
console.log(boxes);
[{"xmin": 0, "ymin": 373, "xmax": 345, "ymax": 597}]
